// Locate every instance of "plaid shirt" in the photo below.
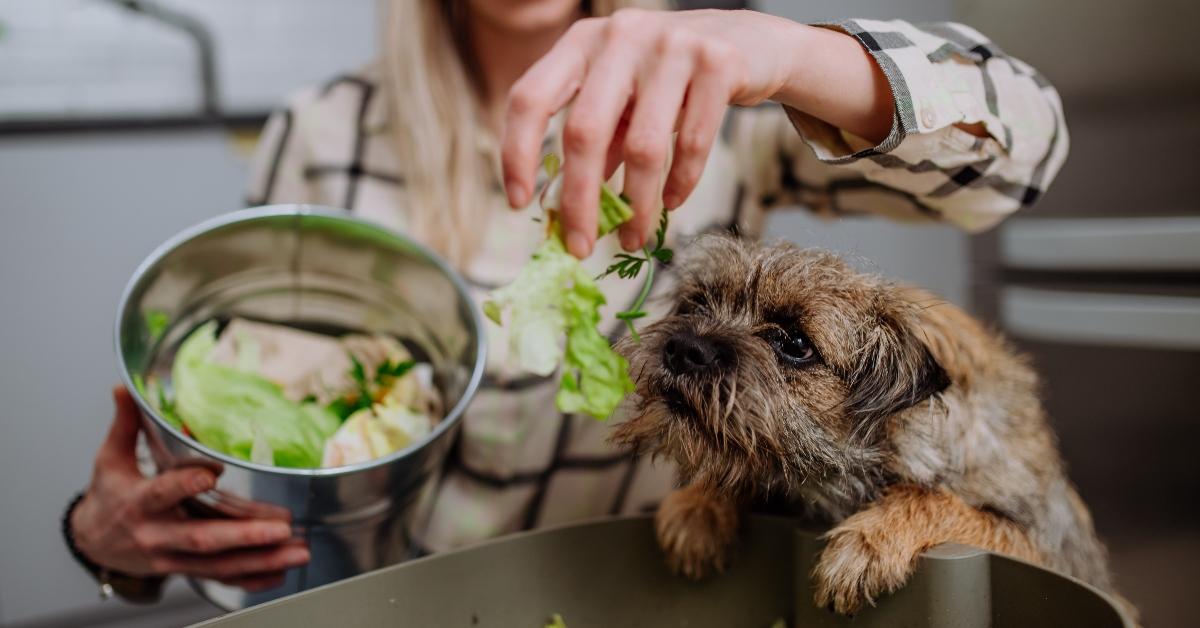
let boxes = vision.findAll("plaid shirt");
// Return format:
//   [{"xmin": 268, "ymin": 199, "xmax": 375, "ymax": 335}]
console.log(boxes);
[{"xmin": 246, "ymin": 19, "xmax": 1066, "ymax": 554}]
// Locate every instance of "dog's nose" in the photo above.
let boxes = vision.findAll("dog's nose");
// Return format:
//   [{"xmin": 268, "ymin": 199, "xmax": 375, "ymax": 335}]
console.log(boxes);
[{"xmin": 663, "ymin": 333, "xmax": 725, "ymax": 374}]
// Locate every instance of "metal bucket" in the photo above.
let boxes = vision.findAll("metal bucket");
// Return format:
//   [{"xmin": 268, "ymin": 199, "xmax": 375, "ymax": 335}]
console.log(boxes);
[{"xmin": 115, "ymin": 206, "xmax": 486, "ymax": 610}]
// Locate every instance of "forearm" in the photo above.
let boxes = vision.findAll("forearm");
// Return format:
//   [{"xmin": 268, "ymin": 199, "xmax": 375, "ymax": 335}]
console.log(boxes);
[
  {"xmin": 771, "ymin": 23, "xmax": 896, "ymax": 144},
  {"xmin": 770, "ymin": 22, "xmax": 990, "ymax": 145},
  {"xmin": 741, "ymin": 17, "xmax": 1066, "ymax": 230}
]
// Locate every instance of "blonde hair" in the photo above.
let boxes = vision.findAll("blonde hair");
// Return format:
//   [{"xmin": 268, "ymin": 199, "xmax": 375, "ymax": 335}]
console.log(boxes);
[{"xmin": 380, "ymin": 0, "xmax": 667, "ymax": 268}]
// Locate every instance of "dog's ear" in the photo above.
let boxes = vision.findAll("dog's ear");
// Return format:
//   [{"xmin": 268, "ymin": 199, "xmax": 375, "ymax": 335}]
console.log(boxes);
[{"xmin": 844, "ymin": 291, "xmax": 951, "ymax": 437}]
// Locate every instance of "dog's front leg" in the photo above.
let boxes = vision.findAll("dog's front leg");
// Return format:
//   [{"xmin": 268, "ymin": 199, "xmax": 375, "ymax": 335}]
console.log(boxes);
[
  {"xmin": 655, "ymin": 483, "xmax": 740, "ymax": 580},
  {"xmin": 813, "ymin": 485, "xmax": 1041, "ymax": 615}
]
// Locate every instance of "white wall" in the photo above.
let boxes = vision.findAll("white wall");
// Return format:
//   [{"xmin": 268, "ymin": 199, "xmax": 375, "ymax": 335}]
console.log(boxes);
[
  {"xmin": 0, "ymin": 0, "xmax": 376, "ymax": 118},
  {"xmin": 0, "ymin": 131, "xmax": 246, "ymax": 626},
  {"xmin": 0, "ymin": 3, "xmax": 373, "ymax": 621}
]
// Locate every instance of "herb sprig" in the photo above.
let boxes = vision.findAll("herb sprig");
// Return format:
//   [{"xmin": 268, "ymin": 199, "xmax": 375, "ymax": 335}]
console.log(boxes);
[
  {"xmin": 327, "ymin": 355, "xmax": 415, "ymax": 421},
  {"xmin": 599, "ymin": 209, "xmax": 673, "ymax": 342}
]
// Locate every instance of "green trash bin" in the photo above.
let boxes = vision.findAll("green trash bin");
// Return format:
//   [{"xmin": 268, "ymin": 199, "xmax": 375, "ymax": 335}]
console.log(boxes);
[{"xmin": 192, "ymin": 515, "xmax": 1134, "ymax": 628}]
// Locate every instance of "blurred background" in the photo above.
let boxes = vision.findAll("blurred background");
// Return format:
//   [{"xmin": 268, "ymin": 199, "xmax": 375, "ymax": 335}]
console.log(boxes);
[{"xmin": 0, "ymin": 0, "xmax": 1195, "ymax": 626}]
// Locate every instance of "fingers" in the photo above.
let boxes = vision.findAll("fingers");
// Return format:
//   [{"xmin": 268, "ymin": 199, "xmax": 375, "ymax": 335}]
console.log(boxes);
[
  {"xmin": 559, "ymin": 34, "xmax": 640, "ymax": 258},
  {"xmin": 602, "ymin": 111, "xmax": 631, "ymax": 181},
  {"xmin": 217, "ymin": 572, "xmax": 288, "ymax": 593},
  {"xmin": 617, "ymin": 37, "xmax": 694, "ymax": 250},
  {"xmin": 159, "ymin": 543, "xmax": 311, "ymax": 580},
  {"xmin": 502, "ymin": 19, "xmax": 599, "ymax": 209},
  {"xmin": 137, "ymin": 467, "xmax": 216, "ymax": 514},
  {"xmin": 662, "ymin": 53, "xmax": 730, "ymax": 211},
  {"xmin": 502, "ymin": 8, "xmax": 735, "ymax": 258},
  {"xmin": 138, "ymin": 519, "xmax": 293, "ymax": 554},
  {"xmin": 96, "ymin": 386, "xmax": 143, "ymax": 474}
]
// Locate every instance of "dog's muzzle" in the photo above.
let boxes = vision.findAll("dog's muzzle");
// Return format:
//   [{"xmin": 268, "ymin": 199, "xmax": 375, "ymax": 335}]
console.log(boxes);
[{"xmin": 663, "ymin": 332, "xmax": 731, "ymax": 375}]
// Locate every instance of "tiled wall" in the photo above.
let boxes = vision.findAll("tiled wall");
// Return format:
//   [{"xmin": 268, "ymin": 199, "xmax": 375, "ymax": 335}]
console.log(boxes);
[{"xmin": 0, "ymin": 0, "xmax": 377, "ymax": 119}]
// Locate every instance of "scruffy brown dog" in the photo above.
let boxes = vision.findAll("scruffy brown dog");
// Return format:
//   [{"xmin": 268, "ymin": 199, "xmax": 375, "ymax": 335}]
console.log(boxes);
[{"xmin": 614, "ymin": 236, "xmax": 1125, "ymax": 616}]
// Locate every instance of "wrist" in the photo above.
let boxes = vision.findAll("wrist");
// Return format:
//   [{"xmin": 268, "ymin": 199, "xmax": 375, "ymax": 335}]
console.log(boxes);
[
  {"xmin": 63, "ymin": 492, "xmax": 166, "ymax": 603},
  {"xmin": 771, "ymin": 23, "xmax": 896, "ymax": 144},
  {"xmin": 755, "ymin": 15, "xmax": 817, "ymax": 105},
  {"xmin": 768, "ymin": 22, "xmax": 828, "ymax": 108},
  {"xmin": 63, "ymin": 492, "xmax": 116, "ymax": 600},
  {"xmin": 68, "ymin": 494, "xmax": 101, "ymax": 566}
]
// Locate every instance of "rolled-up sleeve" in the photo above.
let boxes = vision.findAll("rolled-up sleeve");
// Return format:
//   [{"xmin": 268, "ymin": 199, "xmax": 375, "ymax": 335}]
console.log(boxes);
[{"xmin": 738, "ymin": 19, "xmax": 1068, "ymax": 233}]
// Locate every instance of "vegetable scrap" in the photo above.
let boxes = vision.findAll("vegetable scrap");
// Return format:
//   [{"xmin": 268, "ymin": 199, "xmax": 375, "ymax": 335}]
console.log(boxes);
[
  {"xmin": 484, "ymin": 155, "xmax": 672, "ymax": 420},
  {"xmin": 139, "ymin": 318, "xmax": 441, "ymax": 469}
]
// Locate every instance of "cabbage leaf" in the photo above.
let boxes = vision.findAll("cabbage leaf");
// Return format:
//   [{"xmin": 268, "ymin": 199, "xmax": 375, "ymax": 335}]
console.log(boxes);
[
  {"xmin": 484, "ymin": 170, "xmax": 637, "ymax": 420},
  {"xmin": 172, "ymin": 322, "xmax": 341, "ymax": 468}
]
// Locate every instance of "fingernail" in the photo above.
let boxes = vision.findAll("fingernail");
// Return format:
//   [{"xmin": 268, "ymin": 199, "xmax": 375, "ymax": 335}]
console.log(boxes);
[
  {"xmin": 266, "ymin": 522, "xmax": 292, "ymax": 541},
  {"xmin": 286, "ymin": 547, "xmax": 311, "ymax": 565},
  {"xmin": 505, "ymin": 178, "xmax": 526, "ymax": 208},
  {"xmin": 620, "ymin": 230, "xmax": 641, "ymax": 252},
  {"xmin": 662, "ymin": 193, "xmax": 680, "ymax": 210},
  {"xmin": 565, "ymin": 230, "xmax": 591, "ymax": 259},
  {"xmin": 191, "ymin": 473, "xmax": 213, "ymax": 493}
]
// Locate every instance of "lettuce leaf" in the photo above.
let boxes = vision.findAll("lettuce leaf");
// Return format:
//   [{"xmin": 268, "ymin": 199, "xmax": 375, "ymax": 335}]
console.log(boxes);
[
  {"xmin": 485, "ymin": 159, "xmax": 641, "ymax": 420},
  {"xmin": 484, "ymin": 226, "xmax": 633, "ymax": 419},
  {"xmin": 485, "ymin": 236, "xmax": 579, "ymax": 376},
  {"xmin": 556, "ymin": 263, "xmax": 634, "ymax": 418},
  {"xmin": 172, "ymin": 322, "xmax": 341, "ymax": 468}
]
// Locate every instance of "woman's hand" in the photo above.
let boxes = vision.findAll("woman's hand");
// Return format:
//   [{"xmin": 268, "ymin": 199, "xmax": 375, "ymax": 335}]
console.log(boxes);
[
  {"xmin": 70, "ymin": 387, "xmax": 310, "ymax": 592},
  {"xmin": 501, "ymin": 8, "xmax": 896, "ymax": 258}
]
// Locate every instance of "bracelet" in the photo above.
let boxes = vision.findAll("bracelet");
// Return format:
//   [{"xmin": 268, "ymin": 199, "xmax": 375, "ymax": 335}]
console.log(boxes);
[{"xmin": 62, "ymin": 492, "xmax": 115, "ymax": 600}]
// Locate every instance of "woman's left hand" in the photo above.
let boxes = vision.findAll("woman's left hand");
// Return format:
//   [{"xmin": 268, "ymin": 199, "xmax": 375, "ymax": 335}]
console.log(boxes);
[{"xmin": 500, "ymin": 8, "xmax": 894, "ymax": 258}]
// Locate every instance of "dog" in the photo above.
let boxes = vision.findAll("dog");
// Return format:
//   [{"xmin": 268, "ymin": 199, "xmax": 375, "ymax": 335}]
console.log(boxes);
[{"xmin": 613, "ymin": 235, "xmax": 1128, "ymax": 617}]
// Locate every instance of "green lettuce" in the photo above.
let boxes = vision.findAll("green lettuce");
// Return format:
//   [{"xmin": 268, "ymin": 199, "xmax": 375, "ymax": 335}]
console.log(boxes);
[
  {"xmin": 484, "ymin": 162, "xmax": 638, "ymax": 420},
  {"xmin": 485, "ymin": 235, "xmax": 634, "ymax": 420},
  {"xmin": 484, "ymin": 236, "xmax": 584, "ymax": 377},
  {"xmin": 556, "ymin": 262, "xmax": 634, "ymax": 418},
  {"xmin": 171, "ymin": 322, "xmax": 341, "ymax": 468}
]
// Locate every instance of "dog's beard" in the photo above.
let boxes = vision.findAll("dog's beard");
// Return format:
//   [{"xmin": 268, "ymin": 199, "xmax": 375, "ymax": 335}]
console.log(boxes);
[{"xmin": 614, "ymin": 319, "xmax": 803, "ymax": 494}]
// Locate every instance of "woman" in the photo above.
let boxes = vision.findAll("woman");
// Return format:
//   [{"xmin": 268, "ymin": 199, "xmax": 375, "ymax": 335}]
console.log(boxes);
[{"xmin": 66, "ymin": 0, "xmax": 1066, "ymax": 601}]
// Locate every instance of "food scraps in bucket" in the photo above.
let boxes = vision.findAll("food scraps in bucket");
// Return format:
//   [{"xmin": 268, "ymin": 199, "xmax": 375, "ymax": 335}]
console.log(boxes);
[{"xmin": 137, "ymin": 318, "xmax": 441, "ymax": 469}]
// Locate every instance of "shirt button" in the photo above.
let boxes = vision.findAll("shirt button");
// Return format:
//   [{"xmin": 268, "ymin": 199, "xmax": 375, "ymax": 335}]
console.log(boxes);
[{"xmin": 920, "ymin": 105, "xmax": 938, "ymax": 129}]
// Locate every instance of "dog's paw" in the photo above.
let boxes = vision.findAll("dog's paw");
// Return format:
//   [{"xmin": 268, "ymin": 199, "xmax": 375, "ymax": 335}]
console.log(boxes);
[
  {"xmin": 654, "ymin": 485, "xmax": 739, "ymax": 580},
  {"xmin": 812, "ymin": 527, "xmax": 916, "ymax": 615}
]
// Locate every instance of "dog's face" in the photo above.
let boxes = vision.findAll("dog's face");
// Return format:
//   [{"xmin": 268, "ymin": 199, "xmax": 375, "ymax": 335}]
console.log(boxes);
[{"xmin": 614, "ymin": 236, "xmax": 951, "ymax": 496}]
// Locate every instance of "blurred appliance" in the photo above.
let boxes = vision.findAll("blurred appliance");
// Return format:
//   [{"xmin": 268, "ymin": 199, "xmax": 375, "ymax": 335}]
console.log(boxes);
[
  {"xmin": 971, "ymin": 96, "xmax": 1200, "ymax": 626},
  {"xmin": 958, "ymin": 0, "xmax": 1200, "ymax": 621}
]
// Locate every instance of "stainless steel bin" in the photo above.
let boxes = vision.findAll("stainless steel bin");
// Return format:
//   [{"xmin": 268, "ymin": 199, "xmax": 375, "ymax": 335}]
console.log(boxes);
[{"xmin": 115, "ymin": 206, "xmax": 486, "ymax": 610}]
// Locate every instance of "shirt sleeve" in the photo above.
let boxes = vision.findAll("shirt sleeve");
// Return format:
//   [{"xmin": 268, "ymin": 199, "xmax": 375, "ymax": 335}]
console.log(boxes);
[
  {"xmin": 733, "ymin": 19, "xmax": 1068, "ymax": 233},
  {"xmin": 245, "ymin": 101, "xmax": 314, "ymax": 207}
]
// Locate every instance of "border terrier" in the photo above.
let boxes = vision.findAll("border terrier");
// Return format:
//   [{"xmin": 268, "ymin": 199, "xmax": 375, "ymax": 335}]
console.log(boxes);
[{"xmin": 614, "ymin": 236, "xmax": 1128, "ymax": 616}]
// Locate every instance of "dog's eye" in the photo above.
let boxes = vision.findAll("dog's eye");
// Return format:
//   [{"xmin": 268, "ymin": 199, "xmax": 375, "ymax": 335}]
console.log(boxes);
[{"xmin": 763, "ymin": 327, "xmax": 817, "ymax": 367}]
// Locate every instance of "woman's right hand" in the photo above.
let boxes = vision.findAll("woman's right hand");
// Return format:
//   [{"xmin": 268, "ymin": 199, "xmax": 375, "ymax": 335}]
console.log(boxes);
[{"xmin": 70, "ymin": 387, "xmax": 311, "ymax": 592}]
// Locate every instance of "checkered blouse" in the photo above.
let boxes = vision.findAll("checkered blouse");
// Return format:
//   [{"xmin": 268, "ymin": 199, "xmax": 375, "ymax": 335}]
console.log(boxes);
[{"xmin": 245, "ymin": 19, "xmax": 1067, "ymax": 554}]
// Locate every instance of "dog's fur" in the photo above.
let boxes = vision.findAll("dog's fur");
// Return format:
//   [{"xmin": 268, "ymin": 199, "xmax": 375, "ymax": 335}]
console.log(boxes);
[{"xmin": 613, "ymin": 236, "xmax": 1128, "ymax": 616}]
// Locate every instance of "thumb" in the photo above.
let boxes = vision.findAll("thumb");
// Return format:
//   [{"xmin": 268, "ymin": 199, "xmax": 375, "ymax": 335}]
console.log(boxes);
[{"xmin": 96, "ymin": 385, "xmax": 143, "ymax": 474}]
